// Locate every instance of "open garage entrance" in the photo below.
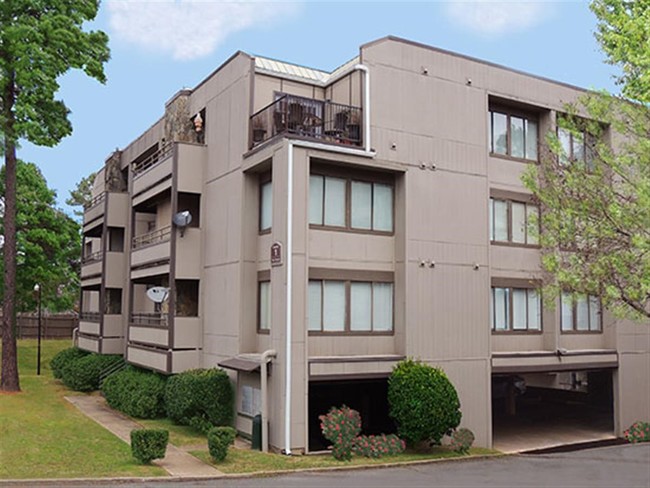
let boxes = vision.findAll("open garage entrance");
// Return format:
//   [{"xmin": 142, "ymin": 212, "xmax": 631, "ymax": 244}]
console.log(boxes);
[
  {"xmin": 492, "ymin": 369, "xmax": 615, "ymax": 453},
  {"xmin": 308, "ymin": 378, "xmax": 396, "ymax": 452}
]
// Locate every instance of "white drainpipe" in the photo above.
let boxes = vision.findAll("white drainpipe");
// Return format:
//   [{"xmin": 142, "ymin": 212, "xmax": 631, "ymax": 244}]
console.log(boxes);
[
  {"xmin": 353, "ymin": 64, "xmax": 371, "ymax": 153},
  {"xmin": 260, "ymin": 349, "xmax": 276, "ymax": 453},
  {"xmin": 284, "ymin": 141, "xmax": 294, "ymax": 455}
]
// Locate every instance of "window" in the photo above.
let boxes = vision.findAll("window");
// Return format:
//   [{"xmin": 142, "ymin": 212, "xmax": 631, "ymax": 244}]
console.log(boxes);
[
  {"xmin": 558, "ymin": 127, "xmax": 595, "ymax": 168},
  {"xmin": 258, "ymin": 281, "xmax": 271, "ymax": 332},
  {"xmin": 489, "ymin": 197, "xmax": 540, "ymax": 245},
  {"xmin": 561, "ymin": 293, "xmax": 601, "ymax": 332},
  {"xmin": 490, "ymin": 286, "xmax": 542, "ymax": 332},
  {"xmin": 240, "ymin": 385, "xmax": 261, "ymax": 416},
  {"xmin": 308, "ymin": 279, "xmax": 394, "ymax": 333},
  {"xmin": 259, "ymin": 179, "xmax": 272, "ymax": 232},
  {"xmin": 309, "ymin": 174, "xmax": 393, "ymax": 233},
  {"xmin": 489, "ymin": 109, "xmax": 538, "ymax": 161}
]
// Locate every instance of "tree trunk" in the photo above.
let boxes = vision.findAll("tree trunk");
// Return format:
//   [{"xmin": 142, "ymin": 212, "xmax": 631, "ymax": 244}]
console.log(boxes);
[{"xmin": 1, "ymin": 70, "xmax": 20, "ymax": 392}]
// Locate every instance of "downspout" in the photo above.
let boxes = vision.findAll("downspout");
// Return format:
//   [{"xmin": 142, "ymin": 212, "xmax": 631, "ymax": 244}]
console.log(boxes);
[
  {"xmin": 284, "ymin": 141, "xmax": 294, "ymax": 455},
  {"xmin": 260, "ymin": 349, "xmax": 276, "ymax": 453},
  {"xmin": 352, "ymin": 64, "xmax": 371, "ymax": 153}
]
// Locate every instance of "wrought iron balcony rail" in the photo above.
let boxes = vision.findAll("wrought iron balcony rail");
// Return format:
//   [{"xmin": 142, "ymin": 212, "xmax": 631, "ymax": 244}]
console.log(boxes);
[
  {"xmin": 250, "ymin": 94, "xmax": 363, "ymax": 148},
  {"xmin": 132, "ymin": 225, "xmax": 172, "ymax": 250},
  {"xmin": 132, "ymin": 142, "xmax": 173, "ymax": 177},
  {"xmin": 82, "ymin": 250, "xmax": 103, "ymax": 264},
  {"xmin": 80, "ymin": 311, "xmax": 101, "ymax": 322},
  {"xmin": 131, "ymin": 312, "xmax": 168, "ymax": 327},
  {"xmin": 84, "ymin": 192, "xmax": 106, "ymax": 211}
]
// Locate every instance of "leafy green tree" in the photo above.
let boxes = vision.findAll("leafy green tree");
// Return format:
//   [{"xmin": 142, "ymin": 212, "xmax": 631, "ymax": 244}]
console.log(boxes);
[
  {"xmin": 523, "ymin": 0, "xmax": 650, "ymax": 320},
  {"xmin": 66, "ymin": 172, "xmax": 96, "ymax": 218},
  {"xmin": 1, "ymin": 1, "xmax": 110, "ymax": 391},
  {"xmin": 1, "ymin": 161, "xmax": 81, "ymax": 312}
]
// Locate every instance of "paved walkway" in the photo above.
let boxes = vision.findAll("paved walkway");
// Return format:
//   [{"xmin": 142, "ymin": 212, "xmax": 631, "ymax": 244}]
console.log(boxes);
[{"xmin": 65, "ymin": 396, "xmax": 223, "ymax": 478}]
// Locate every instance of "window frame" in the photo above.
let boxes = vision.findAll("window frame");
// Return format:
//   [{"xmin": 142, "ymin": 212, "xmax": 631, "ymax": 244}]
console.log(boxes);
[
  {"xmin": 257, "ymin": 272, "xmax": 271, "ymax": 334},
  {"xmin": 560, "ymin": 292, "xmax": 602, "ymax": 334},
  {"xmin": 307, "ymin": 269, "xmax": 394, "ymax": 336},
  {"xmin": 258, "ymin": 173, "xmax": 272, "ymax": 234},
  {"xmin": 557, "ymin": 125, "xmax": 596, "ymax": 169},
  {"xmin": 489, "ymin": 107, "xmax": 539, "ymax": 163},
  {"xmin": 309, "ymin": 166, "xmax": 395, "ymax": 236},
  {"xmin": 490, "ymin": 279, "xmax": 543, "ymax": 334},
  {"xmin": 489, "ymin": 190, "xmax": 540, "ymax": 247}
]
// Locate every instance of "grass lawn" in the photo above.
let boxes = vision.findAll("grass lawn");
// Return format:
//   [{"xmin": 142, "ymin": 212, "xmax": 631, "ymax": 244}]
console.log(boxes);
[
  {"xmin": 0, "ymin": 339, "xmax": 165, "ymax": 480},
  {"xmin": 191, "ymin": 446, "xmax": 500, "ymax": 474}
]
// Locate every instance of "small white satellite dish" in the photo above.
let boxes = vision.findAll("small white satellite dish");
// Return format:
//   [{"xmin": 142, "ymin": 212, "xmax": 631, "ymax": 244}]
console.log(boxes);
[
  {"xmin": 173, "ymin": 211, "xmax": 192, "ymax": 236},
  {"xmin": 146, "ymin": 286, "xmax": 169, "ymax": 303}
]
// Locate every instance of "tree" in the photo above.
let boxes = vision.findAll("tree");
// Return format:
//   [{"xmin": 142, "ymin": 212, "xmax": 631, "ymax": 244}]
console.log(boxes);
[
  {"xmin": 1, "ymin": 1, "xmax": 110, "ymax": 391},
  {"xmin": 0, "ymin": 161, "xmax": 81, "ymax": 313},
  {"xmin": 66, "ymin": 171, "xmax": 96, "ymax": 218},
  {"xmin": 522, "ymin": 0, "xmax": 650, "ymax": 320}
]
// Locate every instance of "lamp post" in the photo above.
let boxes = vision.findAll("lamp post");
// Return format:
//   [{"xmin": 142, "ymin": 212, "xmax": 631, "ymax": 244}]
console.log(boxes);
[{"xmin": 34, "ymin": 284, "xmax": 42, "ymax": 376}]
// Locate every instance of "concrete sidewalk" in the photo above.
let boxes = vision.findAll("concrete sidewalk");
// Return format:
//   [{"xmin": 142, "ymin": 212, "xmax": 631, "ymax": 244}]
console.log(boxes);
[{"xmin": 65, "ymin": 396, "xmax": 223, "ymax": 478}]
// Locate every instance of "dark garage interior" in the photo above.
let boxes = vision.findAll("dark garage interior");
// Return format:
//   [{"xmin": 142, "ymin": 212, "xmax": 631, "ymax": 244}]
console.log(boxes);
[{"xmin": 308, "ymin": 378, "xmax": 396, "ymax": 452}]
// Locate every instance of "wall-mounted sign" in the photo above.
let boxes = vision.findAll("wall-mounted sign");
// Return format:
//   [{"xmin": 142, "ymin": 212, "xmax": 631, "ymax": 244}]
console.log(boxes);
[{"xmin": 271, "ymin": 241, "xmax": 283, "ymax": 267}]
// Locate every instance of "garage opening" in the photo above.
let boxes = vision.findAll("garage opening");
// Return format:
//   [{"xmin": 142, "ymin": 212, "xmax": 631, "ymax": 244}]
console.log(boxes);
[
  {"xmin": 309, "ymin": 378, "xmax": 396, "ymax": 452},
  {"xmin": 492, "ymin": 369, "xmax": 615, "ymax": 453}
]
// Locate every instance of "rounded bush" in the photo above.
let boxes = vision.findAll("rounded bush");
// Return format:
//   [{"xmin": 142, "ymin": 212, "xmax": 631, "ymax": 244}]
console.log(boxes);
[
  {"xmin": 130, "ymin": 429, "xmax": 169, "ymax": 464},
  {"xmin": 388, "ymin": 358, "xmax": 462, "ymax": 445},
  {"xmin": 450, "ymin": 427, "xmax": 475, "ymax": 454},
  {"xmin": 319, "ymin": 405, "xmax": 361, "ymax": 461},
  {"xmin": 60, "ymin": 353, "xmax": 122, "ymax": 392},
  {"xmin": 164, "ymin": 368, "xmax": 234, "ymax": 428},
  {"xmin": 207, "ymin": 426, "xmax": 236, "ymax": 462},
  {"xmin": 102, "ymin": 366, "xmax": 167, "ymax": 419},
  {"xmin": 623, "ymin": 421, "xmax": 650, "ymax": 443},
  {"xmin": 50, "ymin": 347, "xmax": 90, "ymax": 379}
]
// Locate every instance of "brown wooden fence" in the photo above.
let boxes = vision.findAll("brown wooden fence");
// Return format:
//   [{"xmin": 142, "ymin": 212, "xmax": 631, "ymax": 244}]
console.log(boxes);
[{"xmin": 15, "ymin": 315, "xmax": 78, "ymax": 339}]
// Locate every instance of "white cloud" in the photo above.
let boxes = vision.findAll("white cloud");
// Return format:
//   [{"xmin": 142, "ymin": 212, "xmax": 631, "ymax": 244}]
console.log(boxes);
[
  {"xmin": 445, "ymin": 1, "xmax": 552, "ymax": 36},
  {"xmin": 107, "ymin": 1, "xmax": 298, "ymax": 61}
]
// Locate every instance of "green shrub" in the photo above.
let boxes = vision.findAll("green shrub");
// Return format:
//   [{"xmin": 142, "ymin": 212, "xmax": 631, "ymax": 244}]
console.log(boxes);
[
  {"xmin": 623, "ymin": 421, "xmax": 650, "ymax": 443},
  {"xmin": 130, "ymin": 429, "xmax": 169, "ymax": 464},
  {"xmin": 164, "ymin": 368, "xmax": 234, "ymax": 428},
  {"xmin": 102, "ymin": 366, "xmax": 167, "ymax": 419},
  {"xmin": 450, "ymin": 427, "xmax": 475, "ymax": 454},
  {"xmin": 388, "ymin": 358, "xmax": 462, "ymax": 446},
  {"xmin": 207, "ymin": 426, "xmax": 236, "ymax": 462},
  {"xmin": 353, "ymin": 434, "xmax": 405, "ymax": 458},
  {"xmin": 60, "ymin": 353, "xmax": 122, "ymax": 392},
  {"xmin": 188, "ymin": 416, "xmax": 214, "ymax": 435},
  {"xmin": 50, "ymin": 347, "xmax": 90, "ymax": 379},
  {"xmin": 319, "ymin": 405, "xmax": 361, "ymax": 461}
]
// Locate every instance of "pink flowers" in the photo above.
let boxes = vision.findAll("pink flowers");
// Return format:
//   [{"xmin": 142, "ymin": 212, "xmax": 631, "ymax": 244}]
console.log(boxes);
[{"xmin": 624, "ymin": 421, "xmax": 650, "ymax": 444}]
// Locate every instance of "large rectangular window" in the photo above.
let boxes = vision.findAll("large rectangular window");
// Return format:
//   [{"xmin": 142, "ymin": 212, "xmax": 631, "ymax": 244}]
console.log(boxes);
[
  {"xmin": 558, "ymin": 127, "xmax": 596, "ymax": 168},
  {"xmin": 491, "ymin": 286, "xmax": 542, "ymax": 332},
  {"xmin": 489, "ymin": 109, "xmax": 538, "ymax": 161},
  {"xmin": 561, "ymin": 292, "xmax": 601, "ymax": 332},
  {"xmin": 308, "ymin": 279, "xmax": 394, "ymax": 333},
  {"xmin": 310, "ymin": 173, "xmax": 393, "ymax": 233},
  {"xmin": 259, "ymin": 179, "xmax": 272, "ymax": 232},
  {"xmin": 258, "ymin": 281, "xmax": 271, "ymax": 332},
  {"xmin": 489, "ymin": 197, "xmax": 540, "ymax": 245}
]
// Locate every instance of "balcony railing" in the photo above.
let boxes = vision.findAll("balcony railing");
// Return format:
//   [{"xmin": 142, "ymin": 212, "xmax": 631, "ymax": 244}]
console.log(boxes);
[
  {"xmin": 82, "ymin": 250, "xmax": 103, "ymax": 264},
  {"xmin": 132, "ymin": 225, "xmax": 172, "ymax": 250},
  {"xmin": 250, "ymin": 94, "xmax": 363, "ymax": 148},
  {"xmin": 131, "ymin": 312, "xmax": 168, "ymax": 327},
  {"xmin": 80, "ymin": 311, "xmax": 101, "ymax": 322},
  {"xmin": 84, "ymin": 192, "xmax": 106, "ymax": 211},
  {"xmin": 132, "ymin": 142, "xmax": 173, "ymax": 177}
]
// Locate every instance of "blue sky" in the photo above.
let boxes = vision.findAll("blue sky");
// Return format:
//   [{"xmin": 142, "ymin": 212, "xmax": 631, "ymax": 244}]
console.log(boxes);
[{"xmin": 19, "ymin": 1, "xmax": 619, "ymax": 214}]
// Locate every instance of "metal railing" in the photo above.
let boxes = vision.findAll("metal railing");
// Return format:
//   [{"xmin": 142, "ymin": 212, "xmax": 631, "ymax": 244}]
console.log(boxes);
[
  {"xmin": 250, "ymin": 94, "xmax": 363, "ymax": 148},
  {"xmin": 130, "ymin": 312, "xmax": 168, "ymax": 327},
  {"xmin": 80, "ymin": 311, "xmax": 101, "ymax": 322},
  {"xmin": 132, "ymin": 142, "xmax": 173, "ymax": 177},
  {"xmin": 132, "ymin": 225, "xmax": 172, "ymax": 250},
  {"xmin": 84, "ymin": 192, "xmax": 106, "ymax": 211},
  {"xmin": 82, "ymin": 250, "xmax": 103, "ymax": 264}
]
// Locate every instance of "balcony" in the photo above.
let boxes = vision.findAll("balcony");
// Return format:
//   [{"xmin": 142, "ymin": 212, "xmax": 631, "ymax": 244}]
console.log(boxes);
[
  {"xmin": 82, "ymin": 192, "xmax": 129, "ymax": 235},
  {"xmin": 81, "ymin": 251, "xmax": 126, "ymax": 288},
  {"xmin": 250, "ymin": 94, "xmax": 363, "ymax": 148}
]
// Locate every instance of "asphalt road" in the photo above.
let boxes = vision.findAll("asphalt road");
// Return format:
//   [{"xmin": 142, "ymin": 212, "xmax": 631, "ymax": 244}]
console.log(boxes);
[{"xmin": 21, "ymin": 443, "xmax": 650, "ymax": 488}]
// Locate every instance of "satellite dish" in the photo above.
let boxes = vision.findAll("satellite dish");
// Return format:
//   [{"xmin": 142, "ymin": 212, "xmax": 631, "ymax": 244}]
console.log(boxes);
[
  {"xmin": 173, "ymin": 211, "xmax": 192, "ymax": 236},
  {"xmin": 146, "ymin": 286, "xmax": 169, "ymax": 303}
]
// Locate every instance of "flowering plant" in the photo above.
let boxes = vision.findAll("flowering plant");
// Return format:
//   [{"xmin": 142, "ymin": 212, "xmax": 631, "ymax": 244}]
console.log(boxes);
[
  {"xmin": 450, "ymin": 427, "xmax": 475, "ymax": 454},
  {"xmin": 353, "ymin": 434, "xmax": 406, "ymax": 458},
  {"xmin": 623, "ymin": 421, "xmax": 650, "ymax": 444},
  {"xmin": 319, "ymin": 405, "xmax": 361, "ymax": 461}
]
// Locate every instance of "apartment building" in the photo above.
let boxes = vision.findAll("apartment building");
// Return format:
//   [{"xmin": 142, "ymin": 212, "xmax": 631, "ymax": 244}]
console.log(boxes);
[{"xmin": 78, "ymin": 36, "xmax": 650, "ymax": 453}]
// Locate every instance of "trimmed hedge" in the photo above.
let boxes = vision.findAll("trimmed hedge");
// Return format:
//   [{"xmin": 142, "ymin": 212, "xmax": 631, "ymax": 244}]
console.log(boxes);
[
  {"xmin": 207, "ymin": 426, "xmax": 236, "ymax": 462},
  {"xmin": 130, "ymin": 429, "xmax": 169, "ymax": 464},
  {"xmin": 164, "ymin": 368, "xmax": 234, "ymax": 428},
  {"xmin": 102, "ymin": 366, "xmax": 167, "ymax": 419},
  {"xmin": 50, "ymin": 347, "xmax": 90, "ymax": 379},
  {"xmin": 61, "ymin": 353, "xmax": 122, "ymax": 392},
  {"xmin": 388, "ymin": 358, "xmax": 462, "ymax": 445}
]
